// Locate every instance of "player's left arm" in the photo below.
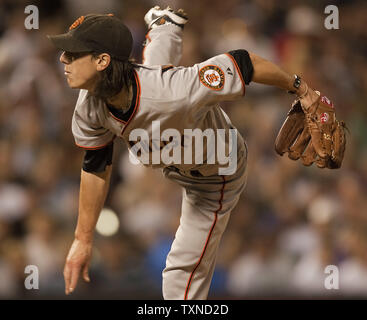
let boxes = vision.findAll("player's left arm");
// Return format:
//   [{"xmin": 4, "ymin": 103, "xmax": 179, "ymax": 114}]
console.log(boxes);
[
  {"xmin": 183, "ymin": 49, "xmax": 346, "ymax": 168},
  {"xmin": 248, "ymin": 52, "xmax": 318, "ymax": 100},
  {"xmin": 186, "ymin": 49, "xmax": 317, "ymax": 102}
]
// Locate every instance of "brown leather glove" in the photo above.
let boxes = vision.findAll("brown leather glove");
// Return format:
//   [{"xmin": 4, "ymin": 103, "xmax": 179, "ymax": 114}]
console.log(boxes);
[{"xmin": 275, "ymin": 91, "xmax": 346, "ymax": 169}]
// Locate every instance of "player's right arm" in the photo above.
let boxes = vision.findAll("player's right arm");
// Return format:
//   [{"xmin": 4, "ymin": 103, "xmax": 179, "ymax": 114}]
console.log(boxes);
[
  {"xmin": 64, "ymin": 163, "xmax": 112, "ymax": 295},
  {"xmin": 64, "ymin": 91, "xmax": 116, "ymax": 294}
]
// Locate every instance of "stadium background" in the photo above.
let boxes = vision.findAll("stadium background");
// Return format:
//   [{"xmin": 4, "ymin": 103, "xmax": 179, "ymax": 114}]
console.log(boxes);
[{"xmin": 0, "ymin": 0, "xmax": 366, "ymax": 299}]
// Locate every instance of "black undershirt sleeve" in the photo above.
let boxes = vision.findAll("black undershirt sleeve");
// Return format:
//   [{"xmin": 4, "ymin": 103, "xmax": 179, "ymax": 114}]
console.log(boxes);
[
  {"xmin": 82, "ymin": 142, "xmax": 114, "ymax": 173},
  {"xmin": 228, "ymin": 49, "xmax": 254, "ymax": 85}
]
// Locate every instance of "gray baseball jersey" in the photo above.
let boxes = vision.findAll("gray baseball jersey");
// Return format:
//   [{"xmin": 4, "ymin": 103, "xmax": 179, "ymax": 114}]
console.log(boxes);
[
  {"xmin": 72, "ymin": 24, "xmax": 251, "ymax": 299},
  {"xmin": 72, "ymin": 27, "xmax": 248, "ymax": 176}
]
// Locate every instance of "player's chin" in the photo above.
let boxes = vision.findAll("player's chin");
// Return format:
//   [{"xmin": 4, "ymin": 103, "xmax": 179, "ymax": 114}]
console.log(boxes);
[{"xmin": 66, "ymin": 78, "xmax": 83, "ymax": 89}]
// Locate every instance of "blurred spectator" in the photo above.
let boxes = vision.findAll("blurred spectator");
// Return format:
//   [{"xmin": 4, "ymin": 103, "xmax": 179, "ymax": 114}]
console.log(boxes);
[
  {"xmin": 338, "ymin": 227, "xmax": 367, "ymax": 296},
  {"xmin": 289, "ymin": 195, "xmax": 341, "ymax": 296},
  {"xmin": 226, "ymin": 213, "xmax": 294, "ymax": 297}
]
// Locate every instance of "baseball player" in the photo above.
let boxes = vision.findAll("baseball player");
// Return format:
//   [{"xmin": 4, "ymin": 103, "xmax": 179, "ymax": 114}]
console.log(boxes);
[{"xmin": 48, "ymin": 6, "xmax": 344, "ymax": 300}]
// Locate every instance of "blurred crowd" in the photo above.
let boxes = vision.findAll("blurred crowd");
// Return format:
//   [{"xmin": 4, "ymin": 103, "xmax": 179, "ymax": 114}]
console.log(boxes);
[{"xmin": 0, "ymin": 0, "xmax": 366, "ymax": 299}]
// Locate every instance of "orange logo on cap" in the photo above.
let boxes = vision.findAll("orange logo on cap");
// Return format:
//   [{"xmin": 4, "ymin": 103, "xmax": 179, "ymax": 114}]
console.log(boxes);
[{"xmin": 69, "ymin": 16, "xmax": 85, "ymax": 30}]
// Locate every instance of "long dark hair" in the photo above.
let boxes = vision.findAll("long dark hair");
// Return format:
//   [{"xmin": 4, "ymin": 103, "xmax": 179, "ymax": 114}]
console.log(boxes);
[{"xmin": 91, "ymin": 53, "xmax": 136, "ymax": 100}]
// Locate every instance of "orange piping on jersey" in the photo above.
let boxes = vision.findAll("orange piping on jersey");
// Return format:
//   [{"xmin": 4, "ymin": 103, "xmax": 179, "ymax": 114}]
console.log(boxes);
[
  {"xmin": 162, "ymin": 65, "xmax": 174, "ymax": 72},
  {"xmin": 108, "ymin": 111, "xmax": 127, "ymax": 124},
  {"xmin": 142, "ymin": 32, "xmax": 151, "ymax": 65},
  {"xmin": 225, "ymin": 53, "xmax": 246, "ymax": 96},
  {"xmin": 184, "ymin": 175, "xmax": 226, "ymax": 300},
  {"xmin": 75, "ymin": 136, "xmax": 116, "ymax": 150},
  {"xmin": 121, "ymin": 70, "xmax": 141, "ymax": 136}
]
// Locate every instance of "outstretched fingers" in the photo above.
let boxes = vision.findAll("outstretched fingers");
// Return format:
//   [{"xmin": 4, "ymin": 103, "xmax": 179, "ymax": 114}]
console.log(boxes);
[
  {"xmin": 64, "ymin": 261, "xmax": 82, "ymax": 295},
  {"xmin": 82, "ymin": 262, "xmax": 91, "ymax": 283}
]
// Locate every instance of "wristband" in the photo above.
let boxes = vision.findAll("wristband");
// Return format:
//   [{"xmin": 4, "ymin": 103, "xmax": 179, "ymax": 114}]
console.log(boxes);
[{"xmin": 288, "ymin": 74, "xmax": 301, "ymax": 94}]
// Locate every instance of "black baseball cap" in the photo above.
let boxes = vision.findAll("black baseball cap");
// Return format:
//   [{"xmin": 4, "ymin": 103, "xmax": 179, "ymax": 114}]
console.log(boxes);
[{"xmin": 47, "ymin": 14, "xmax": 133, "ymax": 61}]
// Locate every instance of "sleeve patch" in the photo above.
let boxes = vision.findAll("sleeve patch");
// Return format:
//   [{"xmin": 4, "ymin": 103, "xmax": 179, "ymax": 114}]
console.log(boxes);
[{"xmin": 198, "ymin": 65, "xmax": 225, "ymax": 91}]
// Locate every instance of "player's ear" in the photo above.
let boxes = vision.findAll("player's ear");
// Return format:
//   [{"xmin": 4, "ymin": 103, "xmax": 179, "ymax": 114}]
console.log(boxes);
[{"xmin": 95, "ymin": 53, "xmax": 111, "ymax": 71}]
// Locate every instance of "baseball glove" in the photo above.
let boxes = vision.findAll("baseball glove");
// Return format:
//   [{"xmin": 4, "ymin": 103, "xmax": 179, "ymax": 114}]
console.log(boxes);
[{"xmin": 275, "ymin": 90, "xmax": 346, "ymax": 169}]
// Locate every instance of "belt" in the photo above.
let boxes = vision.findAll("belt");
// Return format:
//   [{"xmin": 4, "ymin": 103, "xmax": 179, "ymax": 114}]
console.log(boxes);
[
  {"xmin": 189, "ymin": 170, "xmax": 203, "ymax": 177},
  {"xmin": 166, "ymin": 166, "xmax": 204, "ymax": 177}
]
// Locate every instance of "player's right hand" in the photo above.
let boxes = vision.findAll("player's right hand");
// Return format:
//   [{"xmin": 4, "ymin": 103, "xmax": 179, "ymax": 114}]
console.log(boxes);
[{"xmin": 63, "ymin": 238, "xmax": 93, "ymax": 295}]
